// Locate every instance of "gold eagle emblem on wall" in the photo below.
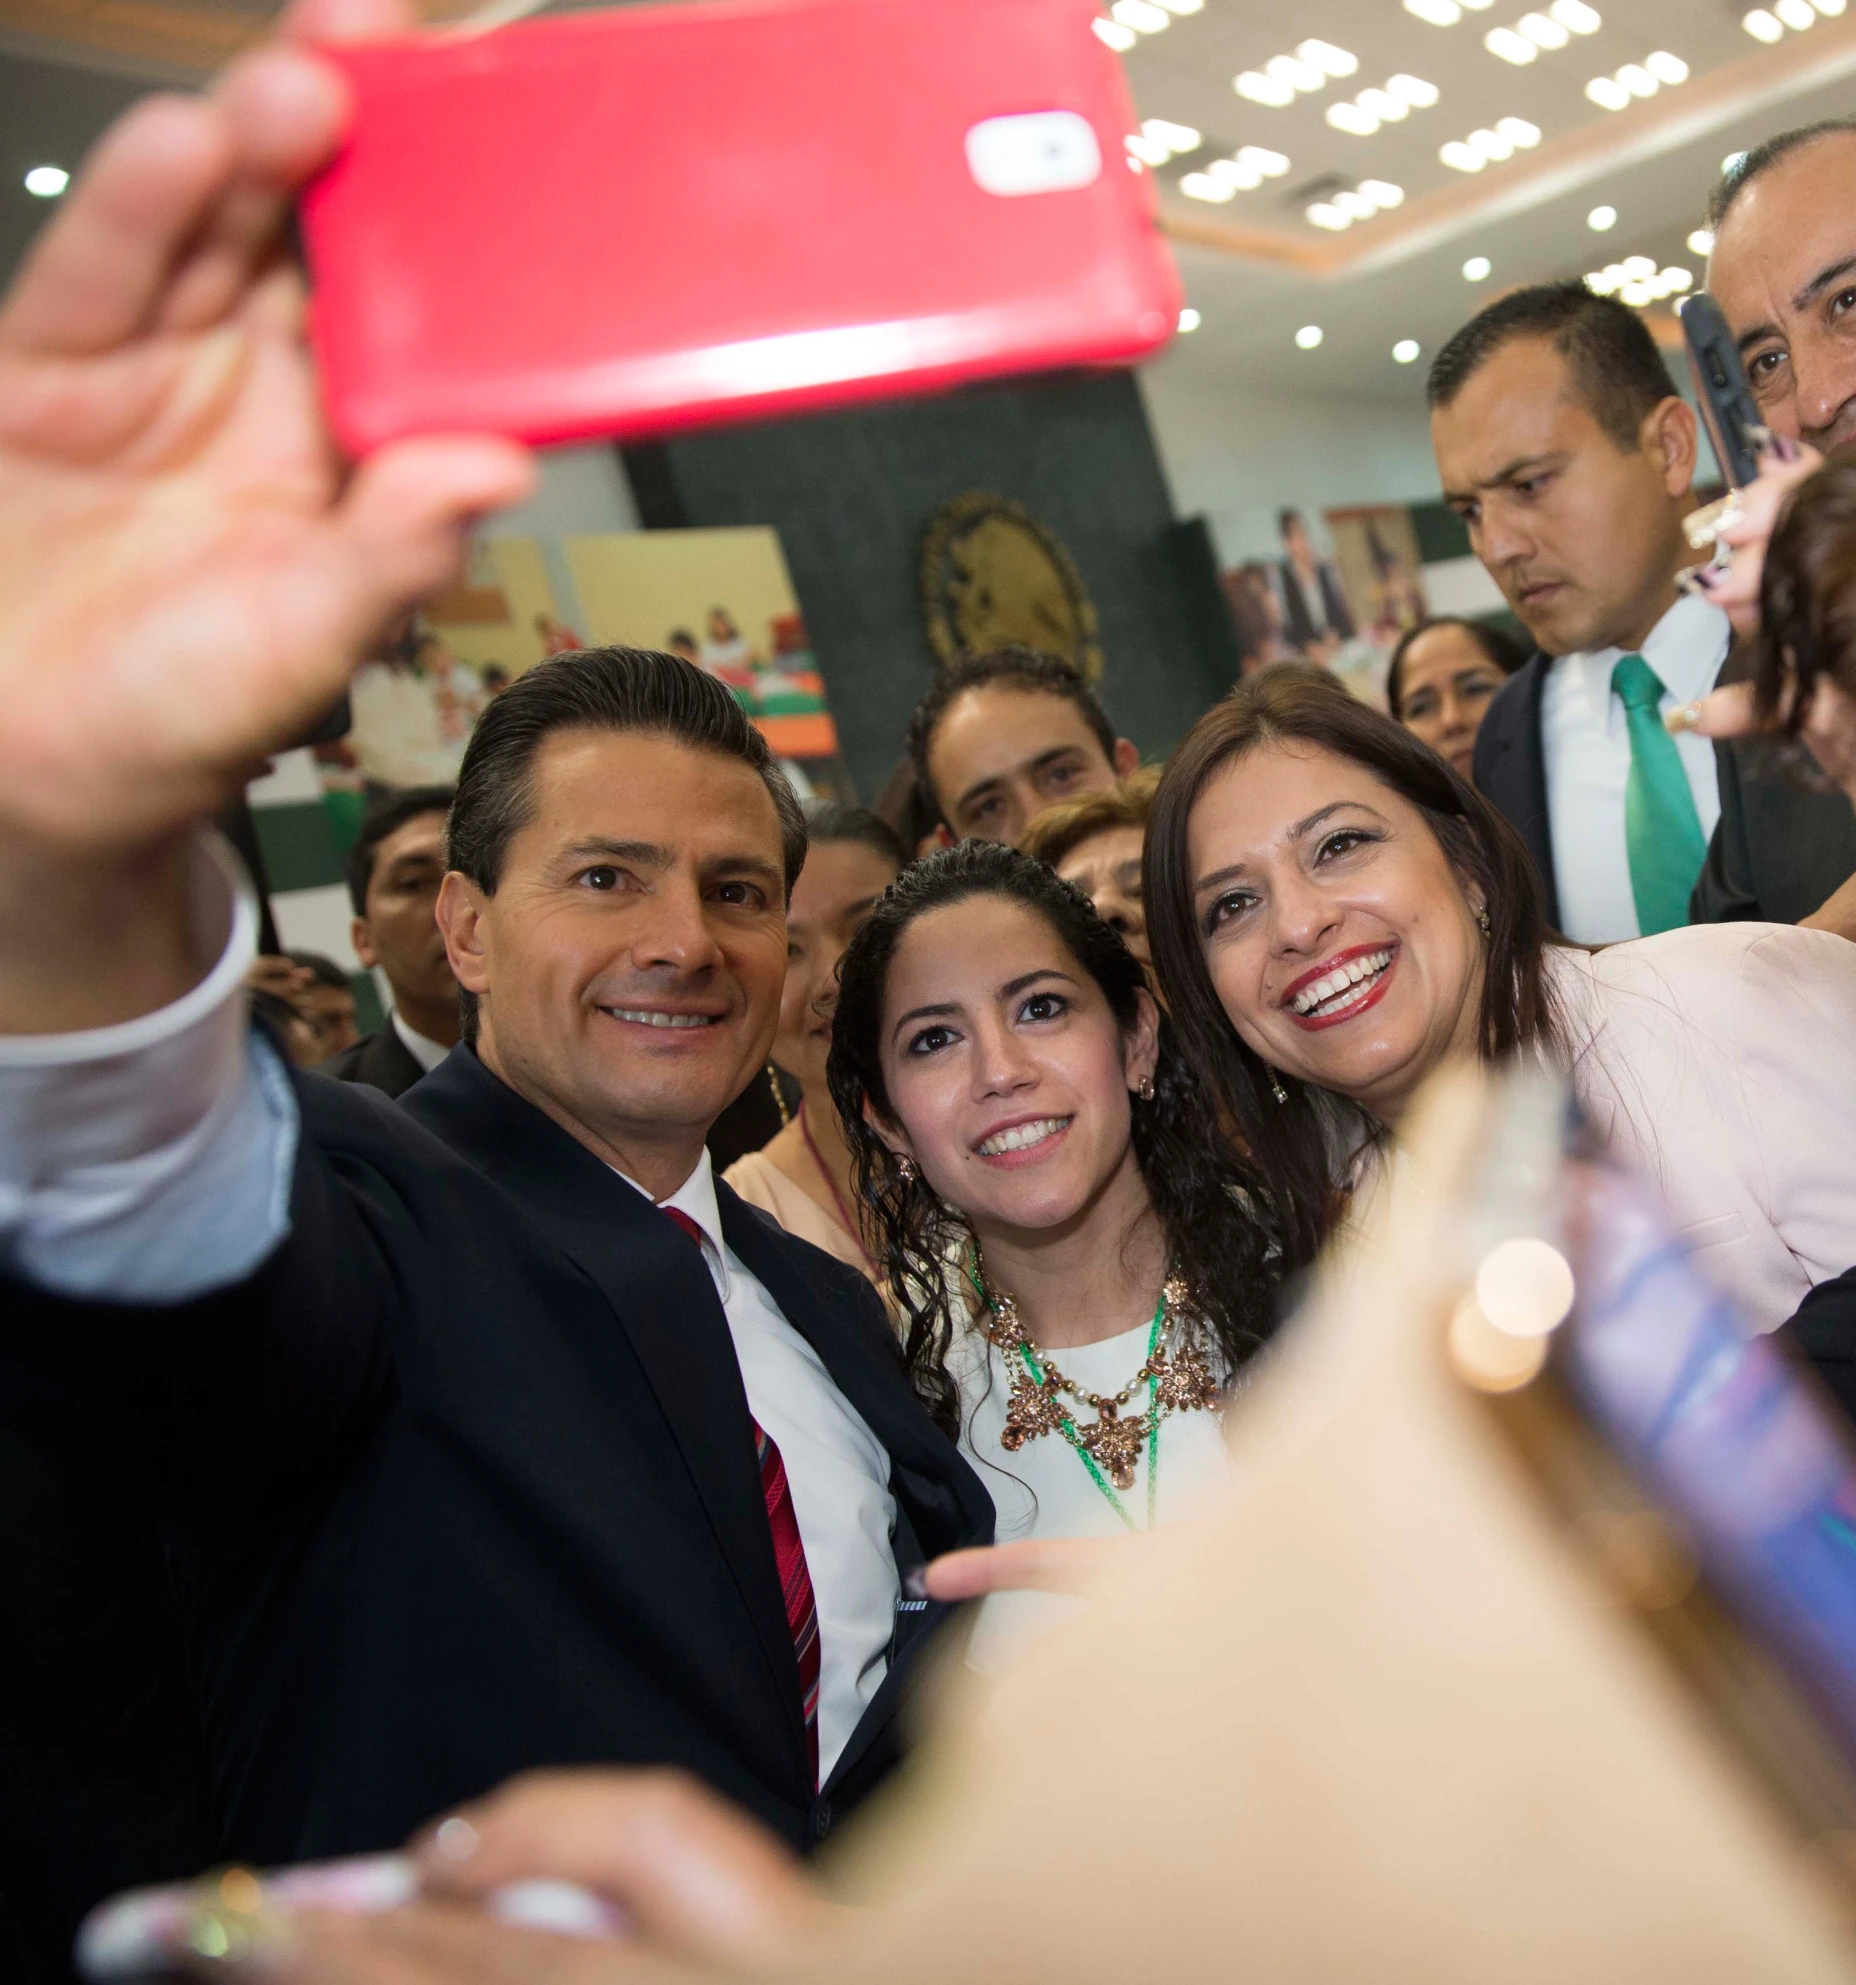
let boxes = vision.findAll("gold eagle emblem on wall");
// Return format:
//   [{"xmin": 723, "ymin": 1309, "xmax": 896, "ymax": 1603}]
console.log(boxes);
[{"xmin": 919, "ymin": 491, "xmax": 1102, "ymax": 681}]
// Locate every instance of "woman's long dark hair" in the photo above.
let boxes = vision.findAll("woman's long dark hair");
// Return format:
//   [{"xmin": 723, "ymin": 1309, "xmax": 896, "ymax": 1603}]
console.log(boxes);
[
  {"xmin": 1144, "ymin": 663, "xmax": 1564, "ymax": 1278},
  {"xmin": 827, "ymin": 841, "xmax": 1278, "ymax": 1438}
]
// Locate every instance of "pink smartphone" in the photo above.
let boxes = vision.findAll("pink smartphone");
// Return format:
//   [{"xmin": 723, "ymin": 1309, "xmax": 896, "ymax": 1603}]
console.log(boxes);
[{"xmin": 299, "ymin": 0, "xmax": 1180, "ymax": 454}]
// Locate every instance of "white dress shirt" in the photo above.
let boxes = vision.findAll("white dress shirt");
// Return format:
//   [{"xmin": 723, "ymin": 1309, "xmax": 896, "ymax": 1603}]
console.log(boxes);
[
  {"xmin": 0, "ymin": 832, "xmax": 898, "ymax": 1778},
  {"xmin": 390, "ymin": 1008, "xmax": 451, "ymax": 1074},
  {"xmin": 625, "ymin": 1152, "xmax": 898, "ymax": 1779},
  {"xmin": 1540, "ymin": 593, "xmax": 1730, "ymax": 944}
]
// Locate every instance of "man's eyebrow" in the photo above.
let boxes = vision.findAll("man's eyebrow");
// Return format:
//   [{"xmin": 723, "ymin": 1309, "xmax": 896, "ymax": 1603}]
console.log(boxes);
[
  {"xmin": 701, "ymin": 852, "xmax": 785, "ymax": 889},
  {"xmin": 1442, "ymin": 451, "xmax": 1566, "ymax": 504},
  {"xmin": 554, "ymin": 838, "xmax": 668, "ymax": 868},
  {"xmin": 954, "ymin": 743, "xmax": 1091, "ymax": 815},
  {"xmin": 953, "ymin": 772, "xmax": 1004, "ymax": 815},
  {"xmin": 1793, "ymin": 252, "xmax": 1856, "ymax": 317}
]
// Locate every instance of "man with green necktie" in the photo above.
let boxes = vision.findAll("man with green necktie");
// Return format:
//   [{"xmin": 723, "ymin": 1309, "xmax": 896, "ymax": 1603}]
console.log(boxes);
[{"xmin": 1426, "ymin": 281, "xmax": 1726, "ymax": 943}]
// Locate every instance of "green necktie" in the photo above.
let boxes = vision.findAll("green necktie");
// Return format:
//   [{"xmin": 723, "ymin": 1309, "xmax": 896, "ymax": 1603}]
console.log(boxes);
[{"xmin": 1611, "ymin": 651, "xmax": 1707, "ymax": 936}]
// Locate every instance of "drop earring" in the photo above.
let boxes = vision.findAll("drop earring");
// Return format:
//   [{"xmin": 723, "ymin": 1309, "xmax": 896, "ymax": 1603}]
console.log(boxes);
[
  {"xmin": 1268, "ymin": 1069, "xmax": 1289, "ymax": 1105},
  {"xmin": 1477, "ymin": 906, "xmax": 1491, "ymax": 937},
  {"xmin": 896, "ymin": 1154, "xmax": 917, "ymax": 1184}
]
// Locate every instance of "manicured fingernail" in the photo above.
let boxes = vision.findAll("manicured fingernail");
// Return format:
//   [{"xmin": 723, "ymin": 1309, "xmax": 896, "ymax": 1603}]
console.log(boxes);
[
  {"xmin": 1665, "ymin": 702, "xmax": 1704, "ymax": 734},
  {"xmin": 432, "ymin": 1816, "xmax": 479, "ymax": 1863}
]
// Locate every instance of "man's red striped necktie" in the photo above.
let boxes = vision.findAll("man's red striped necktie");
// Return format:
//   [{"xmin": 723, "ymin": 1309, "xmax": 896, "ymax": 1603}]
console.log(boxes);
[{"xmin": 661, "ymin": 1204, "xmax": 822, "ymax": 1789}]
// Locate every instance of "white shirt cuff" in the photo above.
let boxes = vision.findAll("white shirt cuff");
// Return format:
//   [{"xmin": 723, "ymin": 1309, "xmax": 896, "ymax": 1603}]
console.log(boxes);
[{"xmin": 0, "ymin": 830, "xmax": 301, "ymax": 1301}]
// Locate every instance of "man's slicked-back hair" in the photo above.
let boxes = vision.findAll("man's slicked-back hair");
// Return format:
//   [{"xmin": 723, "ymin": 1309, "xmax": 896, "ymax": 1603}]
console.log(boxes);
[
  {"xmin": 1426, "ymin": 280, "xmax": 1676, "ymax": 452},
  {"xmin": 1710, "ymin": 119, "xmax": 1856, "ymax": 229},
  {"xmin": 903, "ymin": 646, "xmax": 1119, "ymax": 827},
  {"xmin": 448, "ymin": 646, "xmax": 807, "ymax": 900}
]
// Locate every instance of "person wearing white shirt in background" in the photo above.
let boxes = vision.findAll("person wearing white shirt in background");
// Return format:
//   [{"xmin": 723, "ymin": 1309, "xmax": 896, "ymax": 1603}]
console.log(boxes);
[
  {"xmin": 822, "ymin": 841, "xmax": 1281, "ymax": 1669},
  {"xmin": 318, "ymin": 784, "xmax": 461, "ymax": 1098},
  {"xmin": 1429, "ymin": 281, "xmax": 1727, "ymax": 945}
]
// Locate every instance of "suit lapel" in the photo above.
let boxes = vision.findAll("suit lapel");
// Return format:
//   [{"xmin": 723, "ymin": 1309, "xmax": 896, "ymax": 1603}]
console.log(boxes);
[{"xmin": 402, "ymin": 1051, "xmax": 804, "ymax": 1754}]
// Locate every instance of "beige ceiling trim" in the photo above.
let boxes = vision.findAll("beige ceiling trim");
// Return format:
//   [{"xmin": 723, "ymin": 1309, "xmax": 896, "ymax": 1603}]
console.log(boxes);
[
  {"xmin": 0, "ymin": 0, "xmax": 477, "ymax": 78},
  {"xmin": 1162, "ymin": 16, "xmax": 1856, "ymax": 281}
]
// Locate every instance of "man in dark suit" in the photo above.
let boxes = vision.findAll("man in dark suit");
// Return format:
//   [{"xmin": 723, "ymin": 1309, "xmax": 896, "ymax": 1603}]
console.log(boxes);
[
  {"xmin": 318, "ymin": 784, "xmax": 459, "ymax": 1098},
  {"xmin": 0, "ymin": 60, "xmax": 990, "ymax": 1884},
  {"xmin": 1276, "ymin": 509, "xmax": 1355, "ymax": 660}
]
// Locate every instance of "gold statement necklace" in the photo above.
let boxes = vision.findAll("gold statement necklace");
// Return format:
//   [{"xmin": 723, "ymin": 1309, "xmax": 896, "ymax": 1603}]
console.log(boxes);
[{"xmin": 966, "ymin": 1251, "xmax": 1220, "ymax": 1531}]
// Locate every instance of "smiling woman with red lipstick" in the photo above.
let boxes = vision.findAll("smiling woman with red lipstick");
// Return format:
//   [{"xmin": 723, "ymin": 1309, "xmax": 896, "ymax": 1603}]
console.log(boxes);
[
  {"xmin": 1144, "ymin": 664, "xmax": 1856, "ymax": 1335},
  {"xmin": 827, "ymin": 842, "xmax": 1276, "ymax": 1666}
]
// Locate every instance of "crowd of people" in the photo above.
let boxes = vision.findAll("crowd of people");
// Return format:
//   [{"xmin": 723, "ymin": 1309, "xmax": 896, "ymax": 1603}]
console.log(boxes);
[{"xmin": 7, "ymin": 5, "xmax": 1856, "ymax": 1975}]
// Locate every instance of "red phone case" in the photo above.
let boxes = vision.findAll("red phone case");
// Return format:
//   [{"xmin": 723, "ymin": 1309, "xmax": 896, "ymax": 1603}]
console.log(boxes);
[{"xmin": 300, "ymin": 0, "xmax": 1180, "ymax": 454}]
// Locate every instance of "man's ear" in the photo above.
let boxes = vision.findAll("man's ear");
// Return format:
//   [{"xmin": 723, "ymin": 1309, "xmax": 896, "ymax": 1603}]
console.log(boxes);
[
  {"xmin": 927, "ymin": 822, "xmax": 956, "ymax": 853},
  {"xmin": 1647, "ymin": 395, "xmax": 1699, "ymax": 499},
  {"xmin": 350, "ymin": 916, "xmax": 379, "ymax": 972},
  {"xmin": 435, "ymin": 872, "xmax": 490, "ymax": 1001},
  {"xmin": 1113, "ymin": 737, "xmax": 1141, "ymax": 779},
  {"xmin": 1123, "ymin": 986, "xmax": 1162, "ymax": 1094}
]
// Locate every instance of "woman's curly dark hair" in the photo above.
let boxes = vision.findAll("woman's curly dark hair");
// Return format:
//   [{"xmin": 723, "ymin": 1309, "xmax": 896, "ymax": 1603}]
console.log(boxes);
[{"xmin": 826, "ymin": 841, "xmax": 1280, "ymax": 1438}]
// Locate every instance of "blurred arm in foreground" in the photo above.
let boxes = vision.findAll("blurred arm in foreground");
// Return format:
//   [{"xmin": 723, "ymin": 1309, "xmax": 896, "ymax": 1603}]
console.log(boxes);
[{"xmin": 223, "ymin": 1070, "xmax": 1856, "ymax": 1985}]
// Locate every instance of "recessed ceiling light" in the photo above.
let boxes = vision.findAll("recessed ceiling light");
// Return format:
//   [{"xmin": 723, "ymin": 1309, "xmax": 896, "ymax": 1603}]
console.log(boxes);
[
  {"xmin": 1585, "ymin": 76, "xmax": 1631, "ymax": 109},
  {"xmin": 1327, "ymin": 102, "xmax": 1381, "ymax": 135},
  {"xmin": 1358, "ymin": 87, "xmax": 1410, "ymax": 122},
  {"xmin": 1334, "ymin": 188, "xmax": 1379, "ymax": 220},
  {"xmin": 1621, "ymin": 281, "xmax": 1656, "ymax": 307},
  {"xmin": 1464, "ymin": 254, "xmax": 1493, "ymax": 279},
  {"xmin": 1111, "ymin": 0, "xmax": 1169, "ymax": 31},
  {"xmin": 1620, "ymin": 253, "xmax": 1655, "ymax": 279},
  {"xmin": 1235, "ymin": 70, "xmax": 1297, "ymax": 106},
  {"xmin": 1550, "ymin": 0, "xmax": 1602, "ymax": 30},
  {"xmin": 1585, "ymin": 269, "xmax": 1614, "ymax": 293},
  {"xmin": 1662, "ymin": 267, "xmax": 1694, "ymax": 292},
  {"xmin": 1519, "ymin": 11, "xmax": 1570, "ymax": 48},
  {"xmin": 1126, "ymin": 133, "xmax": 1170, "ymax": 165},
  {"xmin": 1405, "ymin": 0, "xmax": 1462, "ymax": 20},
  {"xmin": 1297, "ymin": 38, "xmax": 1359, "ymax": 76},
  {"xmin": 1469, "ymin": 126, "xmax": 1515, "ymax": 161},
  {"xmin": 1742, "ymin": 5, "xmax": 1784, "ymax": 35},
  {"xmin": 1268, "ymin": 51, "xmax": 1325, "ymax": 90},
  {"xmin": 1178, "ymin": 307, "xmax": 1202, "ymax": 332},
  {"xmin": 1093, "ymin": 17, "xmax": 1138, "ymax": 49},
  {"xmin": 1359, "ymin": 178, "xmax": 1406, "ymax": 207},
  {"xmin": 1645, "ymin": 50, "xmax": 1688, "ymax": 83},
  {"xmin": 1393, "ymin": 338, "xmax": 1422, "ymax": 363},
  {"xmin": 1776, "ymin": 0, "xmax": 1816, "ymax": 24},
  {"xmin": 1486, "ymin": 26, "xmax": 1538, "ymax": 61},
  {"xmin": 1180, "ymin": 172, "xmax": 1238, "ymax": 202},
  {"xmin": 1206, "ymin": 156, "xmax": 1264, "ymax": 189},
  {"xmin": 1442, "ymin": 141, "xmax": 1487, "ymax": 172},
  {"xmin": 1587, "ymin": 204, "xmax": 1618, "ymax": 230},
  {"xmin": 1239, "ymin": 146, "xmax": 1291, "ymax": 175},
  {"xmin": 1615, "ymin": 62, "xmax": 1657, "ymax": 95},
  {"xmin": 1306, "ymin": 201, "xmax": 1352, "ymax": 229},
  {"xmin": 1389, "ymin": 73, "xmax": 1441, "ymax": 106},
  {"xmin": 22, "ymin": 165, "xmax": 67, "ymax": 198},
  {"xmin": 1296, "ymin": 324, "xmax": 1325, "ymax": 349},
  {"xmin": 1687, "ymin": 226, "xmax": 1716, "ymax": 255},
  {"xmin": 1817, "ymin": 0, "xmax": 1848, "ymax": 15},
  {"xmin": 1497, "ymin": 116, "xmax": 1542, "ymax": 147}
]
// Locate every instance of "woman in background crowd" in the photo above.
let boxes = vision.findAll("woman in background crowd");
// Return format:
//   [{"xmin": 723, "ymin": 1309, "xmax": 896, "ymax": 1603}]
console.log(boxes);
[
  {"xmin": 1143, "ymin": 664, "xmax": 1856, "ymax": 1335},
  {"xmin": 1385, "ymin": 617, "xmax": 1527, "ymax": 783},
  {"xmin": 723, "ymin": 802, "xmax": 902, "ymax": 1281},
  {"xmin": 1020, "ymin": 767, "xmax": 1161, "ymax": 968},
  {"xmin": 827, "ymin": 842, "xmax": 1275, "ymax": 1666}
]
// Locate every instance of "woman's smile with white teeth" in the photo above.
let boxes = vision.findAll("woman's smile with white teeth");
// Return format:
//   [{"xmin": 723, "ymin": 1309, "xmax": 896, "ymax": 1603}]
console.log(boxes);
[
  {"xmin": 975, "ymin": 1116, "xmax": 1072, "ymax": 1157},
  {"xmin": 1289, "ymin": 948, "xmax": 1393, "ymax": 1019}
]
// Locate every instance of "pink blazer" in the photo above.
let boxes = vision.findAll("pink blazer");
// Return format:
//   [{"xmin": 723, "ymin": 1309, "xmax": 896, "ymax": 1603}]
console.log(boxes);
[{"xmin": 1553, "ymin": 924, "xmax": 1856, "ymax": 1334}]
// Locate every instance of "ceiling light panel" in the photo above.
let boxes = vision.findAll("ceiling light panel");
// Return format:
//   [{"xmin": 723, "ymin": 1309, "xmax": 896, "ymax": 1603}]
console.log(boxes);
[
  {"xmin": 1236, "ymin": 41, "xmax": 1358, "ymax": 106},
  {"xmin": 1586, "ymin": 51, "xmax": 1688, "ymax": 109},
  {"xmin": 1438, "ymin": 117, "xmax": 1541, "ymax": 171},
  {"xmin": 1302, "ymin": 179, "xmax": 1406, "ymax": 231},
  {"xmin": 1323, "ymin": 72, "xmax": 1441, "ymax": 138},
  {"xmin": 1177, "ymin": 145, "xmax": 1289, "ymax": 203}
]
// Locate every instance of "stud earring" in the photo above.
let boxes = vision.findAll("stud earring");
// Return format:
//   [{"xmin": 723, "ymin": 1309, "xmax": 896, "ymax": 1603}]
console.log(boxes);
[
  {"xmin": 1477, "ymin": 906, "xmax": 1492, "ymax": 937},
  {"xmin": 1268, "ymin": 1069, "xmax": 1289, "ymax": 1105},
  {"xmin": 896, "ymin": 1154, "xmax": 917, "ymax": 1184},
  {"xmin": 1137, "ymin": 1074, "xmax": 1155, "ymax": 1102}
]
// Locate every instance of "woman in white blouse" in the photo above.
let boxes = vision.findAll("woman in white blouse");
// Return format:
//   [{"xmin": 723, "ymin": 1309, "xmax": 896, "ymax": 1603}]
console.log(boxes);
[
  {"xmin": 825, "ymin": 841, "xmax": 1279, "ymax": 1668},
  {"xmin": 1141, "ymin": 665, "xmax": 1856, "ymax": 1336}
]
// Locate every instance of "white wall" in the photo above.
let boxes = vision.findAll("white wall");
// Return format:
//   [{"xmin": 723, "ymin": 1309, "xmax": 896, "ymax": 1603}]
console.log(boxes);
[{"xmin": 1138, "ymin": 372, "xmax": 1443, "ymax": 567}]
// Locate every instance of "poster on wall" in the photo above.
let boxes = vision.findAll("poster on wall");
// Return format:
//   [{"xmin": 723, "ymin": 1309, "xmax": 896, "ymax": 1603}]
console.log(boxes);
[{"xmin": 566, "ymin": 525, "xmax": 851, "ymax": 800}]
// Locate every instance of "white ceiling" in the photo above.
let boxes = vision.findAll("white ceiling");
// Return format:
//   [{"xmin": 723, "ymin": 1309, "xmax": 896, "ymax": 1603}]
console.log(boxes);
[{"xmin": 1128, "ymin": 0, "xmax": 1856, "ymax": 398}]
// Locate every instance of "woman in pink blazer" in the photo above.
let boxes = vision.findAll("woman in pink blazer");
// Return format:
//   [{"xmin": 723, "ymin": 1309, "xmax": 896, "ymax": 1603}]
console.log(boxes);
[{"xmin": 1142, "ymin": 666, "xmax": 1856, "ymax": 1335}]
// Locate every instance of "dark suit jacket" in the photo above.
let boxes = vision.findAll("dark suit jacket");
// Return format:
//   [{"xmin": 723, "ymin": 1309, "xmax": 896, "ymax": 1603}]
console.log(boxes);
[
  {"xmin": 1688, "ymin": 737, "xmax": 1856, "ymax": 927},
  {"xmin": 317, "ymin": 1022, "xmax": 427, "ymax": 1099},
  {"xmin": 1471, "ymin": 655, "xmax": 1561, "ymax": 930},
  {"xmin": 1, "ymin": 1047, "xmax": 991, "ymax": 1866},
  {"xmin": 1278, "ymin": 559, "xmax": 1355, "ymax": 649}
]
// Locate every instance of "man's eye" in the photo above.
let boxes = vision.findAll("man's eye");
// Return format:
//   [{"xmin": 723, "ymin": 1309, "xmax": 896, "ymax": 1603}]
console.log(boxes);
[
  {"xmin": 1833, "ymin": 288, "xmax": 1856, "ymax": 321},
  {"xmin": 714, "ymin": 880, "xmax": 764, "ymax": 908},
  {"xmin": 580, "ymin": 866, "xmax": 619, "ymax": 890},
  {"xmin": 1748, "ymin": 347, "xmax": 1786, "ymax": 383}
]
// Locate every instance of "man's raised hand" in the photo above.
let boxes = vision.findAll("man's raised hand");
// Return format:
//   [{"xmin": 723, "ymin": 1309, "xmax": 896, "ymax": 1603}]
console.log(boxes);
[{"xmin": 0, "ymin": 0, "xmax": 534, "ymax": 859}]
